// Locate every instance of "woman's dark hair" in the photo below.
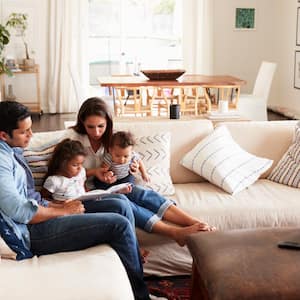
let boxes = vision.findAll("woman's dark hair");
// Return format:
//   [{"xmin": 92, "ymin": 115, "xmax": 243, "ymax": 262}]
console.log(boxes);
[
  {"xmin": 0, "ymin": 101, "xmax": 31, "ymax": 137},
  {"xmin": 46, "ymin": 138, "xmax": 87, "ymax": 177},
  {"xmin": 110, "ymin": 131, "xmax": 136, "ymax": 149},
  {"xmin": 73, "ymin": 97, "xmax": 113, "ymax": 151}
]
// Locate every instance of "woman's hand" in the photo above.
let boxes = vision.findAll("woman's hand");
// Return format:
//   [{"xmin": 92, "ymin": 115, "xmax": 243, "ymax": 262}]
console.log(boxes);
[{"xmin": 95, "ymin": 166, "xmax": 117, "ymax": 184}]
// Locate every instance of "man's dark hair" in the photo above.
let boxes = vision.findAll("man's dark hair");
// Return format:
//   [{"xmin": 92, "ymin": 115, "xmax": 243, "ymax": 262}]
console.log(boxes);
[{"xmin": 0, "ymin": 101, "xmax": 31, "ymax": 137}]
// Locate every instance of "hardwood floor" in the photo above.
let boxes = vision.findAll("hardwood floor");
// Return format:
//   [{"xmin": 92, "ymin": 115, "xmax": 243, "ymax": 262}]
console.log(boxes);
[
  {"xmin": 31, "ymin": 110, "xmax": 292, "ymax": 132},
  {"xmin": 31, "ymin": 113, "xmax": 76, "ymax": 132}
]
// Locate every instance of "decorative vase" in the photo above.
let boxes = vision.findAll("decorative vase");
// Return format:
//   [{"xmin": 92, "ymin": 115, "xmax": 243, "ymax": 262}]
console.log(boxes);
[
  {"xmin": 6, "ymin": 84, "xmax": 16, "ymax": 101},
  {"xmin": 23, "ymin": 58, "xmax": 35, "ymax": 68}
]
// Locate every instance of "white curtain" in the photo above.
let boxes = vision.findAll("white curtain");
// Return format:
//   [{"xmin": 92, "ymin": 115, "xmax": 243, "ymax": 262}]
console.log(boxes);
[
  {"xmin": 47, "ymin": 0, "xmax": 89, "ymax": 113},
  {"xmin": 182, "ymin": 0, "xmax": 214, "ymax": 74}
]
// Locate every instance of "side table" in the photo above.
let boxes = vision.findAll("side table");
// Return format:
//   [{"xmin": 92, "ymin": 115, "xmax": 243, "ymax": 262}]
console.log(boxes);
[
  {"xmin": 186, "ymin": 228, "xmax": 300, "ymax": 300},
  {"xmin": 0, "ymin": 64, "xmax": 42, "ymax": 114}
]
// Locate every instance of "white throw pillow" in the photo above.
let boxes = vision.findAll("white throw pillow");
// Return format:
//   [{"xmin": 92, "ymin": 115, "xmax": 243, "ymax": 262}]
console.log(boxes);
[
  {"xmin": 268, "ymin": 121, "xmax": 300, "ymax": 187},
  {"xmin": 135, "ymin": 132, "xmax": 175, "ymax": 196},
  {"xmin": 180, "ymin": 126, "xmax": 273, "ymax": 194}
]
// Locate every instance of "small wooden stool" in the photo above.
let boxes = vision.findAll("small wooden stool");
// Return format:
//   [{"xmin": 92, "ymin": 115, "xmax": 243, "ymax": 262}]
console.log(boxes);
[{"xmin": 186, "ymin": 228, "xmax": 300, "ymax": 300}]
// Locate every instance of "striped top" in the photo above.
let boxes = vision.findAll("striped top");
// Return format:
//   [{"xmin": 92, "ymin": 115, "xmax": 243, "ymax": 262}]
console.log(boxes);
[{"xmin": 103, "ymin": 151, "xmax": 140, "ymax": 180}]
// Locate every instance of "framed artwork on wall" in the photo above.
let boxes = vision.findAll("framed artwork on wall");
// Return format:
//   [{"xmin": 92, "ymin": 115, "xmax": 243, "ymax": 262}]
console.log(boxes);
[
  {"xmin": 297, "ymin": 7, "xmax": 300, "ymax": 46},
  {"xmin": 294, "ymin": 51, "xmax": 300, "ymax": 89},
  {"xmin": 235, "ymin": 8, "xmax": 256, "ymax": 30}
]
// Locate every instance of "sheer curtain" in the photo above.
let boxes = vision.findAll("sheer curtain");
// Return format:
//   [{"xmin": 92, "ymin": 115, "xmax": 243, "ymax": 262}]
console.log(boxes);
[
  {"xmin": 47, "ymin": 0, "xmax": 89, "ymax": 113},
  {"xmin": 182, "ymin": 0, "xmax": 214, "ymax": 74}
]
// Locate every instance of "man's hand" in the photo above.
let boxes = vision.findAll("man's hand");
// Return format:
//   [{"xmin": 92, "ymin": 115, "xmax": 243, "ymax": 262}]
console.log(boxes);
[
  {"xmin": 61, "ymin": 200, "xmax": 85, "ymax": 215},
  {"xmin": 29, "ymin": 200, "xmax": 85, "ymax": 224}
]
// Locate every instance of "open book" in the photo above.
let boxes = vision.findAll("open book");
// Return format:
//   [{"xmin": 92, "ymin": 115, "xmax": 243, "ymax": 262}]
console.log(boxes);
[{"xmin": 78, "ymin": 183, "xmax": 131, "ymax": 201}]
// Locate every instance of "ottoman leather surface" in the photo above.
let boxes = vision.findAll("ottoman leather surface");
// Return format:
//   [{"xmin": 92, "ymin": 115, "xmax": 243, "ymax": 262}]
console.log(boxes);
[{"xmin": 186, "ymin": 228, "xmax": 300, "ymax": 300}]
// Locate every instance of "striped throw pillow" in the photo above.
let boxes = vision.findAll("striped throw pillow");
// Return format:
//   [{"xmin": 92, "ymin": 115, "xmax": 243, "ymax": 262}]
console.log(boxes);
[
  {"xmin": 135, "ymin": 132, "xmax": 175, "ymax": 196},
  {"xmin": 24, "ymin": 140, "xmax": 60, "ymax": 191},
  {"xmin": 268, "ymin": 121, "xmax": 300, "ymax": 187},
  {"xmin": 180, "ymin": 126, "xmax": 273, "ymax": 195}
]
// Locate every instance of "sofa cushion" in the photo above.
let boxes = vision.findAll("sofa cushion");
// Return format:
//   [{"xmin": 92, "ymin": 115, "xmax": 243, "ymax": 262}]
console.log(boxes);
[
  {"xmin": 0, "ymin": 245, "xmax": 134, "ymax": 300},
  {"xmin": 180, "ymin": 125, "xmax": 273, "ymax": 194},
  {"xmin": 24, "ymin": 139, "xmax": 61, "ymax": 191},
  {"xmin": 0, "ymin": 236, "xmax": 17, "ymax": 260},
  {"xmin": 268, "ymin": 121, "xmax": 300, "ymax": 187},
  {"xmin": 135, "ymin": 132, "xmax": 174, "ymax": 195}
]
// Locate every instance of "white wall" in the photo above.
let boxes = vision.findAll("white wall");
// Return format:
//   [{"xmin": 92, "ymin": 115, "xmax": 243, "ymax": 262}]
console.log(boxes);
[
  {"xmin": 276, "ymin": 1, "xmax": 300, "ymax": 113},
  {"xmin": 213, "ymin": 0, "xmax": 300, "ymax": 114},
  {"xmin": 1, "ymin": 0, "xmax": 48, "ymax": 112},
  {"xmin": 1, "ymin": 0, "xmax": 300, "ymax": 114}
]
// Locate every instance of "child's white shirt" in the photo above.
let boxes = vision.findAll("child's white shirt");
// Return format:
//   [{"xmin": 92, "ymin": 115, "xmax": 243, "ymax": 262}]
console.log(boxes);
[{"xmin": 43, "ymin": 168, "xmax": 86, "ymax": 201}]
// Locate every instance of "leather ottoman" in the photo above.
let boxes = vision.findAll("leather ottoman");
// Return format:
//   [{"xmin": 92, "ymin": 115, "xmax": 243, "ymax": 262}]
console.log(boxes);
[{"xmin": 186, "ymin": 228, "xmax": 300, "ymax": 300}]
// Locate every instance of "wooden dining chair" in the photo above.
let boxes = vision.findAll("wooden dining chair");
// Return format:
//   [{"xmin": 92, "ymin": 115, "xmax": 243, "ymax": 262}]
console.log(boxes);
[
  {"xmin": 178, "ymin": 86, "xmax": 207, "ymax": 115},
  {"xmin": 113, "ymin": 86, "xmax": 152, "ymax": 116},
  {"xmin": 145, "ymin": 87, "xmax": 179, "ymax": 116},
  {"xmin": 202, "ymin": 85, "xmax": 241, "ymax": 112}
]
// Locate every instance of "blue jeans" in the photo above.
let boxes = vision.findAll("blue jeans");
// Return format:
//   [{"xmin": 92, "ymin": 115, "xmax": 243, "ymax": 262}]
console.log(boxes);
[
  {"xmin": 28, "ymin": 198, "xmax": 149, "ymax": 300},
  {"xmin": 126, "ymin": 185, "xmax": 173, "ymax": 232}
]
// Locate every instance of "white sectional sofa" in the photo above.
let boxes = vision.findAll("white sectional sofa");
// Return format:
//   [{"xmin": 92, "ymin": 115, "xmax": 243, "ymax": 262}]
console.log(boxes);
[{"xmin": 1, "ymin": 118, "xmax": 300, "ymax": 299}]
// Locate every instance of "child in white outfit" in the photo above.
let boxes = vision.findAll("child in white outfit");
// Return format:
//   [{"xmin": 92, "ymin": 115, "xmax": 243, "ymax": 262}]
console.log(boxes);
[{"xmin": 42, "ymin": 138, "xmax": 87, "ymax": 201}]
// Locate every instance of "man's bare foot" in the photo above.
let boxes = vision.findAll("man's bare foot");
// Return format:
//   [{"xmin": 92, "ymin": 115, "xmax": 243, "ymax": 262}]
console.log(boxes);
[
  {"xmin": 140, "ymin": 248, "xmax": 150, "ymax": 264},
  {"xmin": 174, "ymin": 223, "xmax": 215, "ymax": 247}
]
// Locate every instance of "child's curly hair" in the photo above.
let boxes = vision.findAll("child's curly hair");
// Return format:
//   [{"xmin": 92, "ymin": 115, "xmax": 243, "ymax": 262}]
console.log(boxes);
[
  {"xmin": 46, "ymin": 138, "xmax": 87, "ymax": 177},
  {"xmin": 110, "ymin": 131, "xmax": 136, "ymax": 149}
]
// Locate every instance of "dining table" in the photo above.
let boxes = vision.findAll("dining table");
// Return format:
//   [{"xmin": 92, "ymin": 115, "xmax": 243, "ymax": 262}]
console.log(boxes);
[{"xmin": 97, "ymin": 74, "xmax": 246, "ymax": 115}]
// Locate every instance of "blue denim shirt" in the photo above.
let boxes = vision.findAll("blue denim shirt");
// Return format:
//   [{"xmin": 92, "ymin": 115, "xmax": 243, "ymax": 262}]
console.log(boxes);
[{"xmin": 0, "ymin": 140, "xmax": 48, "ymax": 249}]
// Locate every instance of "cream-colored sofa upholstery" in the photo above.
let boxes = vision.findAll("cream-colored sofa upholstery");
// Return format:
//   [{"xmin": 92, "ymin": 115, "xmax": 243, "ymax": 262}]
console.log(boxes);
[
  {"xmin": 115, "ymin": 119, "xmax": 300, "ymax": 276},
  {"xmin": 2, "ymin": 119, "xmax": 300, "ymax": 299}
]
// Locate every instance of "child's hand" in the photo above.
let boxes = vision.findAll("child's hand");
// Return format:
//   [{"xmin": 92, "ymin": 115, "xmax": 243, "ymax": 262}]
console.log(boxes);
[
  {"xmin": 129, "ymin": 159, "xmax": 139, "ymax": 176},
  {"xmin": 142, "ymin": 174, "xmax": 151, "ymax": 183}
]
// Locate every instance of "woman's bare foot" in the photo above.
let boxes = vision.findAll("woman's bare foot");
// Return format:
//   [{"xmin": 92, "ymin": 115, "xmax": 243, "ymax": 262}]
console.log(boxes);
[
  {"xmin": 140, "ymin": 248, "xmax": 150, "ymax": 264},
  {"xmin": 174, "ymin": 223, "xmax": 215, "ymax": 247}
]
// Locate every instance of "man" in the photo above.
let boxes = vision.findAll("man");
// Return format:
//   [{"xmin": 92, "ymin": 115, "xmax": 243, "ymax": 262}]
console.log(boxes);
[{"xmin": 0, "ymin": 101, "xmax": 149, "ymax": 300}]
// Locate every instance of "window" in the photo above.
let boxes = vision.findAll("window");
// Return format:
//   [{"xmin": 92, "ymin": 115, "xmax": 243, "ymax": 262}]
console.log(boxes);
[{"xmin": 88, "ymin": 0, "xmax": 182, "ymax": 84}]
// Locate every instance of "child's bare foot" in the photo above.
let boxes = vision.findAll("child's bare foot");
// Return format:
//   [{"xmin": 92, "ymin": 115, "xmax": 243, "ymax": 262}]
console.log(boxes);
[
  {"xmin": 140, "ymin": 248, "xmax": 150, "ymax": 264},
  {"xmin": 197, "ymin": 221, "xmax": 217, "ymax": 232},
  {"xmin": 174, "ymin": 223, "xmax": 215, "ymax": 247}
]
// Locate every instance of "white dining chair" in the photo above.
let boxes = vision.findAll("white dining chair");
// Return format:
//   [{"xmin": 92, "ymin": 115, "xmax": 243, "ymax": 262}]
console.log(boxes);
[{"xmin": 237, "ymin": 61, "xmax": 277, "ymax": 121}]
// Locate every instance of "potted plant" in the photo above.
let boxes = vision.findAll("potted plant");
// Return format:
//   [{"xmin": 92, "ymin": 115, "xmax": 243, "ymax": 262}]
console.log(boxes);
[
  {"xmin": 6, "ymin": 13, "xmax": 35, "ymax": 68},
  {"xmin": 0, "ymin": 23, "xmax": 12, "ymax": 76}
]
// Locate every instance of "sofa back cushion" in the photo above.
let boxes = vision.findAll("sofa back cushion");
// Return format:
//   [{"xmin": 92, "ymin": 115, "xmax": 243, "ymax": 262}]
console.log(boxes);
[
  {"xmin": 217, "ymin": 121, "xmax": 298, "ymax": 178},
  {"xmin": 115, "ymin": 119, "xmax": 214, "ymax": 184},
  {"xmin": 25, "ymin": 130, "xmax": 66, "ymax": 191}
]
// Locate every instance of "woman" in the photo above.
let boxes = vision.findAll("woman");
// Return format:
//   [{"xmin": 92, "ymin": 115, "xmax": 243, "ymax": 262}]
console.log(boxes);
[{"xmin": 65, "ymin": 97, "xmax": 214, "ymax": 246}]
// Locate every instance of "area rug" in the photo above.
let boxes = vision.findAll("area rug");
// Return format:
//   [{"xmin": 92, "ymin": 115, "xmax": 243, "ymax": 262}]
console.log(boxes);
[{"xmin": 145, "ymin": 275, "xmax": 191, "ymax": 300}]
